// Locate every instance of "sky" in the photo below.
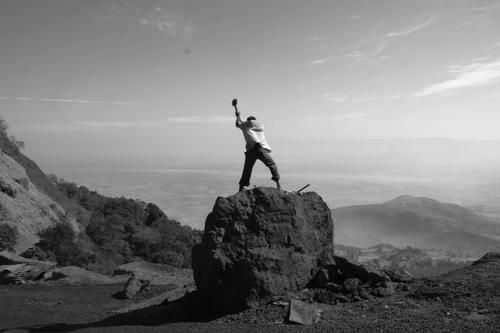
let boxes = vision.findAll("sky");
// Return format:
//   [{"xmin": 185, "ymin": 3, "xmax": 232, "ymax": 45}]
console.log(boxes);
[{"xmin": 1, "ymin": 0, "xmax": 500, "ymax": 171}]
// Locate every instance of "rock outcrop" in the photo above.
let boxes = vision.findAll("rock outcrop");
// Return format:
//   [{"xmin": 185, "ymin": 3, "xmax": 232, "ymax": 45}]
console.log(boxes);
[
  {"xmin": 192, "ymin": 187, "xmax": 334, "ymax": 312},
  {"xmin": 472, "ymin": 252, "xmax": 500, "ymax": 266},
  {"xmin": 0, "ymin": 153, "xmax": 80, "ymax": 252}
]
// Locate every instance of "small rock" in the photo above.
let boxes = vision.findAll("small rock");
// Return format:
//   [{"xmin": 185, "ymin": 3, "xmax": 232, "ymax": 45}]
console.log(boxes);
[
  {"xmin": 465, "ymin": 312, "xmax": 490, "ymax": 321},
  {"xmin": 383, "ymin": 268, "xmax": 414, "ymax": 283},
  {"xmin": 359, "ymin": 288, "xmax": 374, "ymax": 300},
  {"xmin": 376, "ymin": 281, "xmax": 395, "ymax": 297},
  {"xmin": 288, "ymin": 299, "xmax": 321, "ymax": 325},
  {"xmin": 325, "ymin": 282, "xmax": 342, "ymax": 293},
  {"xmin": 336, "ymin": 295, "xmax": 350, "ymax": 303},
  {"xmin": 310, "ymin": 269, "xmax": 329, "ymax": 288},
  {"xmin": 119, "ymin": 274, "xmax": 151, "ymax": 299},
  {"xmin": 343, "ymin": 278, "xmax": 361, "ymax": 292},
  {"xmin": 313, "ymin": 289, "xmax": 336, "ymax": 305}
]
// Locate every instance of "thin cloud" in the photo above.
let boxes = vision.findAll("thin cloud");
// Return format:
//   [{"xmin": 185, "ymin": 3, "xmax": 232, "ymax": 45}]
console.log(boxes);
[
  {"xmin": 0, "ymin": 96, "xmax": 140, "ymax": 106},
  {"xmin": 323, "ymin": 92, "xmax": 349, "ymax": 103},
  {"xmin": 19, "ymin": 121, "xmax": 159, "ymax": 132},
  {"xmin": 471, "ymin": 3, "xmax": 500, "ymax": 11},
  {"xmin": 330, "ymin": 113, "xmax": 366, "ymax": 122},
  {"xmin": 306, "ymin": 36, "xmax": 328, "ymax": 42},
  {"xmin": 414, "ymin": 57, "xmax": 500, "ymax": 97},
  {"xmin": 310, "ymin": 58, "xmax": 331, "ymax": 65},
  {"xmin": 385, "ymin": 18, "xmax": 433, "ymax": 38},
  {"xmin": 75, "ymin": 121, "xmax": 156, "ymax": 128},
  {"xmin": 164, "ymin": 116, "xmax": 233, "ymax": 123},
  {"xmin": 310, "ymin": 17, "xmax": 433, "ymax": 66},
  {"xmin": 312, "ymin": 43, "xmax": 388, "ymax": 66},
  {"xmin": 93, "ymin": 3, "xmax": 195, "ymax": 38}
]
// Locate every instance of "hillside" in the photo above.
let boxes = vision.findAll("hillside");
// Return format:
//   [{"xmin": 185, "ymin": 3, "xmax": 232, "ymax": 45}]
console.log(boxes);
[
  {"xmin": 0, "ymin": 117, "xmax": 201, "ymax": 272},
  {"xmin": 0, "ymin": 151, "xmax": 81, "ymax": 252},
  {"xmin": 333, "ymin": 195, "xmax": 500, "ymax": 256}
]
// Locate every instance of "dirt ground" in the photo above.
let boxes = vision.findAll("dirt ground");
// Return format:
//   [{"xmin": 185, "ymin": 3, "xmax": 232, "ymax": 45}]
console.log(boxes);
[{"xmin": 1, "ymin": 260, "xmax": 499, "ymax": 333}]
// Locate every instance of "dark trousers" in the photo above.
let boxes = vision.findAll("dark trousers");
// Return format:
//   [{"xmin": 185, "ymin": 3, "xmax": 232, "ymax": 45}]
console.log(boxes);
[{"xmin": 239, "ymin": 144, "xmax": 280, "ymax": 187}]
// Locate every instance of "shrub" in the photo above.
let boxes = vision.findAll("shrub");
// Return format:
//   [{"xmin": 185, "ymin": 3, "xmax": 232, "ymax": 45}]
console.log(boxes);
[
  {"xmin": 0, "ymin": 224, "xmax": 18, "ymax": 251},
  {"xmin": 38, "ymin": 223, "xmax": 94, "ymax": 266},
  {"xmin": 153, "ymin": 250, "xmax": 184, "ymax": 267}
]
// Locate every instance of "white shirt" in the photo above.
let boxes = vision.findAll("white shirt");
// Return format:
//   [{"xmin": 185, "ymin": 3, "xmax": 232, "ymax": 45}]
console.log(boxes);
[{"xmin": 237, "ymin": 120, "xmax": 272, "ymax": 152}]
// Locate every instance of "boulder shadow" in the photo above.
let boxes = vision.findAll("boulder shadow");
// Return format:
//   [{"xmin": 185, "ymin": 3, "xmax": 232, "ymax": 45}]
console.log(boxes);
[{"xmin": 8, "ymin": 292, "xmax": 222, "ymax": 333}]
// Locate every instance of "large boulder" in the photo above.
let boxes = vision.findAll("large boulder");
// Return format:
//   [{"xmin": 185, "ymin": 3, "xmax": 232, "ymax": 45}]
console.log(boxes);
[{"xmin": 192, "ymin": 187, "xmax": 334, "ymax": 312}]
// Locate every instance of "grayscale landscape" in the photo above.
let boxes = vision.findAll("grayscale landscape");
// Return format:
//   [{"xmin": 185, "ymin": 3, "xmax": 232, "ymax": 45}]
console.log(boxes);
[{"xmin": 1, "ymin": 0, "xmax": 500, "ymax": 332}]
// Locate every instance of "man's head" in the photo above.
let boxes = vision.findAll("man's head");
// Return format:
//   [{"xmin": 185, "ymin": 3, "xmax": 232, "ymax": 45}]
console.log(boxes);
[{"xmin": 247, "ymin": 116, "xmax": 256, "ymax": 121}]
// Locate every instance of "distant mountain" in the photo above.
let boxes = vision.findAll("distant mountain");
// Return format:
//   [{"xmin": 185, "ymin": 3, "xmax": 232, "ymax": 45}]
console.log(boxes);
[{"xmin": 333, "ymin": 195, "xmax": 500, "ymax": 256}]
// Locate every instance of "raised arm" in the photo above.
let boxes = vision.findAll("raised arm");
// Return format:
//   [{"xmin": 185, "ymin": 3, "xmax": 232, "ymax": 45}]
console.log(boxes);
[{"xmin": 232, "ymin": 98, "xmax": 243, "ymax": 128}]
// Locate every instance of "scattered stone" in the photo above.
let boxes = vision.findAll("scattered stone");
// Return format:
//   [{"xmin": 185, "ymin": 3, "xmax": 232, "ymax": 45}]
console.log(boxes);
[
  {"xmin": 383, "ymin": 268, "xmax": 414, "ymax": 283},
  {"xmin": 288, "ymin": 299, "xmax": 321, "ymax": 325},
  {"xmin": 343, "ymin": 277, "xmax": 361, "ymax": 293},
  {"xmin": 325, "ymin": 282, "xmax": 342, "ymax": 293},
  {"xmin": 118, "ymin": 274, "xmax": 151, "ymax": 299},
  {"xmin": 0, "ymin": 253, "xmax": 56, "ymax": 284},
  {"xmin": 359, "ymin": 288, "xmax": 374, "ymax": 300},
  {"xmin": 375, "ymin": 281, "xmax": 395, "ymax": 297},
  {"xmin": 113, "ymin": 261, "xmax": 192, "ymax": 286},
  {"xmin": 336, "ymin": 295, "xmax": 350, "ymax": 303},
  {"xmin": 331, "ymin": 256, "xmax": 390, "ymax": 284},
  {"xmin": 0, "ymin": 262, "xmax": 54, "ymax": 284},
  {"xmin": 49, "ymin": 266, "xmax": 124, "ymax": 285},
  {"xmin": 192, "ymin": 187, "xmax": 334, "ymax": 312},
  {"xmin": 313, "ymin": 289, "xmax": 336, "ymax": 305},
  {"xmin": 309, "ymin": 268, "xmax": 329, "ymax": 288}
]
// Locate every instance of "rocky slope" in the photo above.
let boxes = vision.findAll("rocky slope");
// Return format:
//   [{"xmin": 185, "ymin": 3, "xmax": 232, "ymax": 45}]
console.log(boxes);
[{"xmin": 0, "ymin": 151, "xmax": 80, "ymax": 252}]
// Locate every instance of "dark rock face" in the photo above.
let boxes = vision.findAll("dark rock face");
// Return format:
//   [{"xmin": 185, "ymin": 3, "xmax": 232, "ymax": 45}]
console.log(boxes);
[
  {"xmin": 472, "ymin": 252, "xmax": 500, "ymax": 266},
  {"xmin": 0, "ymin": 179, "xmax": 15, "ymax": 198},
  {"xmin": 192, "ymin": 187, "xmax": 334, "ymax": 312}
]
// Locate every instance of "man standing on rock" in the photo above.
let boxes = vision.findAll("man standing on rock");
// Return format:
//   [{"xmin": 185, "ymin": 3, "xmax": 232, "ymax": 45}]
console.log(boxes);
[{"xmin": 232, "ymin": 98, "xmax": 281, "ymax": 192}]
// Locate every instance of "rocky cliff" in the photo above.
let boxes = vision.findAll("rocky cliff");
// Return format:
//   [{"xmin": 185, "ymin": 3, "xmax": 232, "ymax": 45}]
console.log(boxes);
[{"xmin": 0, "ymin": 151, "xmax": 79, "ymax": 252}]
